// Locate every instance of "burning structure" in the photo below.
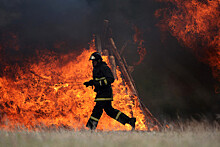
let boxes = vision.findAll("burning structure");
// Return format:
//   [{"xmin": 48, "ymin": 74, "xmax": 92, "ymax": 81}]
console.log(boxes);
[{"xmin": 0, "ymin": 20, "xmax": 161, "ymax": 131}]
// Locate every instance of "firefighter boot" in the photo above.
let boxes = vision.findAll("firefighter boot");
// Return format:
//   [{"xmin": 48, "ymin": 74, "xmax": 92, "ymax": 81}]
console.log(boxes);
[
  {"xmin": 86, "ymin": 119, "xmax": 98, "ymax": 130},
  {"xmin": 129, "ymin": 117, "xmax": 136, "ymax": 130}
]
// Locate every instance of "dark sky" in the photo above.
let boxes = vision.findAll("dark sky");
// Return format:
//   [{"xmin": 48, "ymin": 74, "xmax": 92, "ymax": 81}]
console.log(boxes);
[{"xmin": 0, "ymin": 0, "xmax": 219, "ymax": 120}]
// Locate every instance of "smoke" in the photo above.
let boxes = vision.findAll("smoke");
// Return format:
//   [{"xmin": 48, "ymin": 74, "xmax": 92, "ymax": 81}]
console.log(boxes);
[
  {"xmin": 0, "ymin": 0, "xmax": 219, "ymax": 120},
  {"xmin": 155, "ymin": 0, "xmax": 220, "ymax": 84},
  {"xmin": 0, "ymin": 0, "xmax": 95, "ymax": 51},
  {"xmin": 0, "ymin": 0, "xmax": 21, "ymax": 27},
  {"xmin": 132, "ymin": 25, "xmax": 147, "ymax": 65}
]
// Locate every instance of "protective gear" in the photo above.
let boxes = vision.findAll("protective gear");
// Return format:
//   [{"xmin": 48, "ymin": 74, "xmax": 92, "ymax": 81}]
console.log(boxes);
[
  {"xmin": 129, "ymin": 118, "xmax": 136, "ymax": 130},
  {"xmin": 89, "ymin": 52, "xmax": 103, "ymax": 61},
  {"xmin": 92, "ymin": 62, "xmax": 114, "ymax": 100},
  {"xmin": 86, "ymin": 101, "xmax": 131, "ymax": 130},
  {"xmin": 83, "ymin": 80, "xmax": 100, "ymax": 89},
  {"xmin": 83, "ymin": 80, "xmax": 94, "ymax": 87},
  {"xmin": 84, "ymin": 61, "xmax": 136, "ymax": 130}
]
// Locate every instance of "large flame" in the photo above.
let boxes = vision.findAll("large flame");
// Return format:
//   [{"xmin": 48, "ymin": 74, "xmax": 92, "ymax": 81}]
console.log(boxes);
[
  {"xmin": 0, "ymin": 38, "xmax": 155, "ymax": 131},
  {"xmin": 155, "ymin": 0, "xmax": 220, "ymax": 91}
]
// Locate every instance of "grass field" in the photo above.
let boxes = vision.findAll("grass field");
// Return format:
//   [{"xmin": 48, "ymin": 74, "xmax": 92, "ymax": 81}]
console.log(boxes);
[{"xmin": 0, "ymin": 121, "xmax": 219, "ymax": 147}]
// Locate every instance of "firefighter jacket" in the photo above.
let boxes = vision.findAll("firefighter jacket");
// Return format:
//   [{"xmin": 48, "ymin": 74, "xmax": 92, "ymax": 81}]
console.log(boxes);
[{"xmin": 93, "ymin": 62, "xmax": 114, "ymax": 101}]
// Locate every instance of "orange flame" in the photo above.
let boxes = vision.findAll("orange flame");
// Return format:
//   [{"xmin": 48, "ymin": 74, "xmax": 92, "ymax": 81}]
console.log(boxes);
[
  {"xmin": 155, "ymin": 0, "xmax": 220, "ymax": 89},
  {"xmin": 0, "ymin": 39, "xmax": 157, "ymax": 131},
  {"xmin": 133, "ymin": 25, "xmax": 147, "ymax": 65}
]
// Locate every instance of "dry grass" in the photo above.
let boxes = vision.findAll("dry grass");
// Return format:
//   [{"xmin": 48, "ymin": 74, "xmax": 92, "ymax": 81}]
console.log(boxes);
[{"xmin": 0, "ymin": 121, "xmax": 219, "ymax": 147}]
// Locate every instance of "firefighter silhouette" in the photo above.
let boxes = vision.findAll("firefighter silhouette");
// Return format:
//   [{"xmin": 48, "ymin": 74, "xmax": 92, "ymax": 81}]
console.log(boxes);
[{"xmin": 84, "ymin": 52, "xmax": 136, "ymax": 130}]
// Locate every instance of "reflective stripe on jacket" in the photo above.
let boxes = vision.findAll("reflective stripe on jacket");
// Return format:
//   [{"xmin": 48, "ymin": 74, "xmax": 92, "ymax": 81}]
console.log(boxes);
[{"xmin": 93, "ymin": 62, "xmax": 114, "ymax": 100}]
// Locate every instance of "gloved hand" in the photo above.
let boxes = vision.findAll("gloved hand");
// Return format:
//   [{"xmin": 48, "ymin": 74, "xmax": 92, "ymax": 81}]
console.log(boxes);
[{"xmin": 83, "ymin": 80, "xmax": 94, "ymax": 87}]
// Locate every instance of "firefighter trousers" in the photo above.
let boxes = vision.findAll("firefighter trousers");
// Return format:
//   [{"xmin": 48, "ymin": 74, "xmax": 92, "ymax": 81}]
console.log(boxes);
[{"xmin": 86, "ymin": 101, "xmax": 131, "ymax": 130}]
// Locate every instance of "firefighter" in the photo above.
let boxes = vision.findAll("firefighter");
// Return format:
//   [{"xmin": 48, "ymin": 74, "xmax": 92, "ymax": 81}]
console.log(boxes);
[{"xmin": 84, "ymin": 52, "xmax": 136, "ymax": 130}]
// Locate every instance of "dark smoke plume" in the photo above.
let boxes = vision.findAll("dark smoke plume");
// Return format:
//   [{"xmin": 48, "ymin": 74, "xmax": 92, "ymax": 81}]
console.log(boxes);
[{"xmin": 0, "ymin": 0, "xmax": 219, "ymax": 120}]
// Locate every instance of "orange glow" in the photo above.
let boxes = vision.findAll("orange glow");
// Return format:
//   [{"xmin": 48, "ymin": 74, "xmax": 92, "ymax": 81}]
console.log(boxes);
[
  {"xmin": 133, "ymin": 25, "xmax": 147, "ymax": 65},
  {"xmin": 155, "ymin": 0, "xmax": 220, "ymax": 87},
  {"xmin": 0, "ymin": 39, "xmax": 158, "ymax": 131}
]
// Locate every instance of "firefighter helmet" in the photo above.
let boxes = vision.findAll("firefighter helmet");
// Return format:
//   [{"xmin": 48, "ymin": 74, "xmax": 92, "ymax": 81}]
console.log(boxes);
[{"xmin": 89, "ymin": 52, "xmax": 103, "ymax": 61}]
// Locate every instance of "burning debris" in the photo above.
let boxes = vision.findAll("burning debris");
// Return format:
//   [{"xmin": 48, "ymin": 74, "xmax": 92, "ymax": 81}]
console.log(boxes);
[{"xmin": 0, "ymin": 21, "xmax": 161, "ymax": 131}]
